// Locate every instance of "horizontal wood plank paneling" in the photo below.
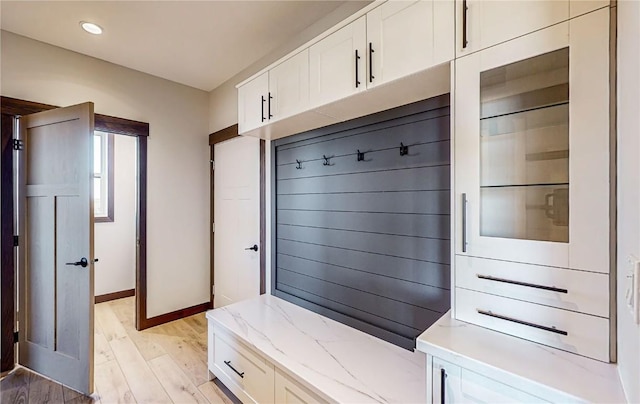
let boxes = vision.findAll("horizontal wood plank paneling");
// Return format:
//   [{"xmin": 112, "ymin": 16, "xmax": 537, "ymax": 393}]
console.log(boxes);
[
  {"xmin": 277, "ymin": 225, "xmax": 450, "ymax": 263},
  {"xmin": 277, "ymin": 190, "xmax": 450, "ymax": 214},
  {"xmin": 277, "ymin": 240, "xmax": 450, "ymax": 289},
  {"xmin": 273, "ymin": 96, "xmax": 451, "ymax": 349},
  {"xmin": 278, "ymin": 254, "xmax": 450, "ymax": 311},
  {"xmin": 277, "ymin": 210, "xmax": 451, "ymax": 239}
]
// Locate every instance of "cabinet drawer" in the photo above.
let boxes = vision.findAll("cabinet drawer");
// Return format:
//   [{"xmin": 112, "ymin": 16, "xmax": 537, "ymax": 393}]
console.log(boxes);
[
  {"xmin": 214, "ymin": 332, "xmax": 274, "ymax": 403},
  {"xmin": 455, "ymin": 288, "xmax": 609, "ymax": 362},
  {"xmin": 456, "ymin": 255, "xmax": 609, "ymax": 317}
]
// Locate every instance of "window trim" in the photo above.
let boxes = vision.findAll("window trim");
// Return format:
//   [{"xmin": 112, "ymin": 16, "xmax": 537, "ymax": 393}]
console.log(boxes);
[{"xmin": 94, "ymin": 133, "xmax": 114, "ymax": 223}]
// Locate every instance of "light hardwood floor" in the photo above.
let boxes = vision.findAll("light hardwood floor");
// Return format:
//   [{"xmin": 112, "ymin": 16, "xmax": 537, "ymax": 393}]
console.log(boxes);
[{"xmin": 0, "ymin": 297, "xmax": 234, "ymax": 404}]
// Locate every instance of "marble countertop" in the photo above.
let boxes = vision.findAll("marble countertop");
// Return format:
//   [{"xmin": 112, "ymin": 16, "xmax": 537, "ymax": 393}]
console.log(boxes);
[
  {"xmin": 206, "ymin": 295, "xmax": 426, "ymax": 403},
  {"xmin": 416, "ymin": 312, "xmax": 626, "ymax": 403}
]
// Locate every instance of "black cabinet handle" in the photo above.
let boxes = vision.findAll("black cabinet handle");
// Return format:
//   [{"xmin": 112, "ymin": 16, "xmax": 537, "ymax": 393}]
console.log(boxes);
[
  {"xmin": 477, "ymin": 309, "xmax": 568, "ymax": 335},
  {"xmin": 245, "ymin": 244, "xmax": 258, "ymax": 252},
  {"xmin": 66, "ymin": 257, "xmax": 88, "ymax": 268},
  {"xmin": 368, "ymin": 42, "xmax": 375, "ymax": 83},
  {"xmin": 355, "ymin": 49, "xmax": 361, "ymax": 88},
  {"xmin": 462, "ymin": 193, "xmax": 468, "ymax": 253},
  {"xmin": 440, "ymin": 368, "xmax": 446, "ymax": 404},
  {"xmin": 224, "ymin": 360, "xmax": 244, "ymax": 378},
  {"xmin": 261, "ymin": 96, "xmax": 266, "ymax": 122},
  {"xmin": 268, "ymin": 92, "xmax": 273, "ymax": 119},
  {"xmin": 477, "ymin": 274, "xmax": 568, "ymax": 294},
  {"xmin": 462, "ymin": 0, "xmax": 469, "ymax": 49}
]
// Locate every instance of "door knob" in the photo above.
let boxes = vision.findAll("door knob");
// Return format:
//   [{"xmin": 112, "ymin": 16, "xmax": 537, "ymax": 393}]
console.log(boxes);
[
  {"xmin": 66, "ymin": 257, "xmax": 88, "ymax": 268},
  {"xmin": 245, "ymin": 244, "xmax": 258, "ymax": 252}
]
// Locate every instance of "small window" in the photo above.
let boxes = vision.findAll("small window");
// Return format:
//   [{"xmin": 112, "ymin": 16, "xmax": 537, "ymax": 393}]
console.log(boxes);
[{"xmin": 94, "ymin": 131, "xmax": 114, "ymax": 222}]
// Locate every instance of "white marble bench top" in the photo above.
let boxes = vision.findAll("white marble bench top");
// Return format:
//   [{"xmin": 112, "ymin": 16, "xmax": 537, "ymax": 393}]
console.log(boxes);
[
  {"xmin": 206, "ymin": 295, "xmax": 426, "ymax": 403},
  {"xmin": 416, "ymin": 312, "xmax": 626, "ymax": 403}
]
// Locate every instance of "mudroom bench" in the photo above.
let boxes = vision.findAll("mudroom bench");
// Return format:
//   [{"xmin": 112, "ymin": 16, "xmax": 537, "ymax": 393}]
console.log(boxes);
[{"xmin": 206, "ymin": 295, "xmax": 426, "ymax": 403}]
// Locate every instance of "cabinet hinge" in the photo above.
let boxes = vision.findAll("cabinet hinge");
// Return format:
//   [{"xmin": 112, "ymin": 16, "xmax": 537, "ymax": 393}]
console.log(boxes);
[
  {"xmin": 13, "ymin": 139, "xmax": 24, "ymax": 151},
  {"xmin": 13, "ymin": 235, "xmax": 19, "ymax": 247},
  {"xmin": 13, "ymin": 331, "xmax": 19, "ymax": 343}
]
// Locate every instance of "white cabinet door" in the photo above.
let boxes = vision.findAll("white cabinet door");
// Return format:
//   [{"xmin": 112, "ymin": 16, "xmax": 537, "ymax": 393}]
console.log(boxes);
[
  {"xmin": 269, "ymin": 50, "xmax": 309, "ymax": 122},
  {"xmin": 455, "ymin": 9, "xmax": 609, "ymax": 273},
  {"xmin": 275, "ymin": 369, "xmax": 325, "ymax": 404},
  {"xmin": 309, "ymin": 16, "xmax": 366, "ymax": 107},
  {"xmin": 456, "ymin": 0, "xmax": 569, "ymax": 57},
  {"xmin": 238, "ymin": 72, "xmax": 268, "ymax": 134},
  {"xmin": 366, "ymin": 1, "xmax": 433, "ymax": 88}
]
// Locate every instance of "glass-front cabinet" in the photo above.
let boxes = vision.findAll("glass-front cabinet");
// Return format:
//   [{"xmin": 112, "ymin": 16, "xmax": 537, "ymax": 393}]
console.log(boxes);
[{"xmin": 455, "ymin": 8, "xmax": 610, "ymax": 274}]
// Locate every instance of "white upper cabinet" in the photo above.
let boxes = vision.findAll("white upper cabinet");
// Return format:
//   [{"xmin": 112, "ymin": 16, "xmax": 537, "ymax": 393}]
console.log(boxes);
[
  {"xmin": 454, "ymin": 8, "xmax": 610, "ymax": 273},
  {"xmin": 309, "ymin": 16, "xmax": 366, "ymax": 108},
  {"xmin": 456, "ymin": 0, "xmax": 609, "ymax": 57},
  {"xmin": 268, "ymin": 50, "xmax": 310, "ymax": 122},
  {"xmin": 237, "ymin": 72, "xmax": 268, "ymax": 134},
  {"xmin": 366, "ymin": 0, "xmax": 454, "ymax": 88}
]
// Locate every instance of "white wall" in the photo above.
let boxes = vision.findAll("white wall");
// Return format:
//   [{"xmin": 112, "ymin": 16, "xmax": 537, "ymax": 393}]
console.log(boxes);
[
  {"xmin": 94, "ymin": 135, "xmax": 137, "ymax": 297},
  {"xmin": 1, "ymin": 31, "xmax": 211, "ymax": 318},
  {"xmin": 616, "ymin": 1, "xmax": 640, "ymax": 402}
]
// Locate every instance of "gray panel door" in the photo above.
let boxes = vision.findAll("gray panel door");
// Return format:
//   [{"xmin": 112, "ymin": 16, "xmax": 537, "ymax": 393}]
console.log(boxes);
[{"xmin": 17, "ymin": 103, "xmax": 95, "ymax": 394}]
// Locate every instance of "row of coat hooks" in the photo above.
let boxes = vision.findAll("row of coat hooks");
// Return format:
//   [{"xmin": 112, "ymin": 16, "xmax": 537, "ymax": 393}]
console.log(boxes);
[{"xmin": 295, "ymin": 142, "xmax": 410, "ymax": 169}]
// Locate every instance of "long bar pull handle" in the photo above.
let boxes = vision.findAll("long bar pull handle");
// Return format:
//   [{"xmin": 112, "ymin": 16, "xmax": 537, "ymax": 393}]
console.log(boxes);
[
  {"xmin": 224, "ymin": 360, "xmax": 245, "ymax": 378},
  {"xmin": 462, "ymin": 0, "xmax": 469, "ymax": 49},
  {"xmin": 477, "ymin": 274, "xmax": 568, "ymax": 294},
  {"xmin": 440, "ymin": 368, "xmax": 446, "ymax": 404},
  {"xmin": 477, "ymin": 309, "xmax": 568, "ymax": 335},
  {"xmin": 462, "ymin": 193, "xmax": 468, "ymax": 253},
  {"xmin": 355, "ymin": 49, "xmax": 361, "ymax": 88},
  {"xmin": 261, "ymin": 96, "xmax": 266, "ymax": 122},
  {"xmin": 268, "ymin": 92, "xmax": 273, "ymax": 119},
  {"xmin": 368, "ymin": 42, "xmax": 375, "ymax": 83}
]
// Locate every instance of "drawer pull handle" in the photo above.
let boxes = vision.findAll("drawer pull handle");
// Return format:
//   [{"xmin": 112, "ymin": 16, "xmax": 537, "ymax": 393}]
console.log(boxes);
[
  {"xmin": 476, "ymin": 274, "xmax": 568, "ymax": 294},
  {"xmin": 477, "ymin": 309, "xmax": 568, "ymax": 335},
  {"xmin": 440, "ymin": 368, "xmax": 446, "ymax": 404},
  {"xmin": 224, "ymin": 360, "xmax": 245, "ymax": 378}
]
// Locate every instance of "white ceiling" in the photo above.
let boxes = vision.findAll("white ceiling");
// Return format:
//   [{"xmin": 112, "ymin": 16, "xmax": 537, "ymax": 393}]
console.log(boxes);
[{"xmin": 0, "ymin": 1, "xmax": 351, "ymax": 92}]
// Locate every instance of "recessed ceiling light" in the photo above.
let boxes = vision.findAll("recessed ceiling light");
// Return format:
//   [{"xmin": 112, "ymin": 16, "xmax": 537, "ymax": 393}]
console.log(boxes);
[{"xmin": 80, "ymin": 21, "xmax": 103, "ymax": 35}]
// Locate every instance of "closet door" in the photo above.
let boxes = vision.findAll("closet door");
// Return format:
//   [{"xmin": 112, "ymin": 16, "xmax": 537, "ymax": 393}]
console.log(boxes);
[
  {"xmin": 455, "ymin": 9, "xmax": 609, "ymax": 273},
  {"xmin": 309, "ymin": 16, "xmax": 366, "ymax": 108}
]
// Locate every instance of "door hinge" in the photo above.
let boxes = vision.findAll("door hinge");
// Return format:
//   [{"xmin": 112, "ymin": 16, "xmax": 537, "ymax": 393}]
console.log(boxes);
[
  {"xmin": 13, "ymin": 235, "xmax": 19, "ymax": 247},
  {"xmin": 212, "ymin": 223, "xmax": 215, "ymax": 233},
  {"xmin": 13, "ymin": 139, "xmax": 24, "ymax": 151},
  {"xmin": 212, "ymin": 285, "xmax": 215, "ymax": 296},
  {"xmin": 211, "ymin": 160, "xmax": 215, "ymax": 170},
  {"xmin": 13, "ymin": 331, "xmax": 18, "ymax": 343}
]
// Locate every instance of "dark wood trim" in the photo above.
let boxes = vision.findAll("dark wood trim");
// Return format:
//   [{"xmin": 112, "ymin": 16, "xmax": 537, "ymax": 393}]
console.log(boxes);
[
  {"xmin": 95, "ymin": 133, "xmax": 115, "ymax": 223},
  {"xmin": 1, "ymin": 114, "xmax": 15, "ymax": 373},
  {"xmin": 1, "ymin": 97, "xmax": 150, "ymax": 137},
  {"xmin": 136, "ymin": 136, "xmax": 149, "ymax": 330},
  {"xmin": 208, "ymin": 124, "xmax": 239, "ymax": 145},
  {"xmin": 95, "ymin": 289, "xmax": 135, "ymax": 304},
  {"xmin": 259, "ymin": 139, "xmax": 266, "ymax": 294},
  {"xmin": 210, "ymin": 145, "xmax": 215, "ymax": 308},
  {"xmin": 141, "ymin": 302, "xmax": 212, "ymax": 329}
]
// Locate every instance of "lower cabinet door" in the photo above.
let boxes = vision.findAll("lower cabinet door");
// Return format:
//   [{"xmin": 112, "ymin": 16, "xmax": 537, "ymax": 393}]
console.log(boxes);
[
  {"xmin": 274, "ymin": 369, "xmax": 325, "ymax": 404},
  {"xmin": 432, "ymin": 356, "xmax": 548, "ymax": 403}
]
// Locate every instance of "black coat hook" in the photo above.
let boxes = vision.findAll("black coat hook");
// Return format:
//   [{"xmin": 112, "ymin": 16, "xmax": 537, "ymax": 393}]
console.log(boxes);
[
  {"xmin": 323, "ymin": 155, "xmax": 331, "ymax": 166},
  {"xmin": 357, "ymin": 150, "xmax": 365, "ymax": 162},
  {"xmin": 400, "ymin": 142, "xmax": 409, "ymax": 156},
  {"xmin": 296, "ymin": 159, "xmax": 302, "ymax": 170}
]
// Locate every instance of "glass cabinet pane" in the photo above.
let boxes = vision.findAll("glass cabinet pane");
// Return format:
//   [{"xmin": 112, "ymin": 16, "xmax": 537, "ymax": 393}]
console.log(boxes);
[{"xmin": 479, "ymin": 48, "xmax": 569, "ymax": 242}]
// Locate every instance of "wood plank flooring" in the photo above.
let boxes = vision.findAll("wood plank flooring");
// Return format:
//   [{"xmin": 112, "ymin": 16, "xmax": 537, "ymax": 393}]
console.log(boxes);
[{"xmin": 0, "ymin": 297, "xmax": 234, "ymax": 404}]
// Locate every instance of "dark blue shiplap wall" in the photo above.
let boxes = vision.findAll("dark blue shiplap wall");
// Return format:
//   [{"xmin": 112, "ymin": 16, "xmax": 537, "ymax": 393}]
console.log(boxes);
[{"xmin": 272, "ymin": 94, "xmax": 451, "ymax": 349}]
